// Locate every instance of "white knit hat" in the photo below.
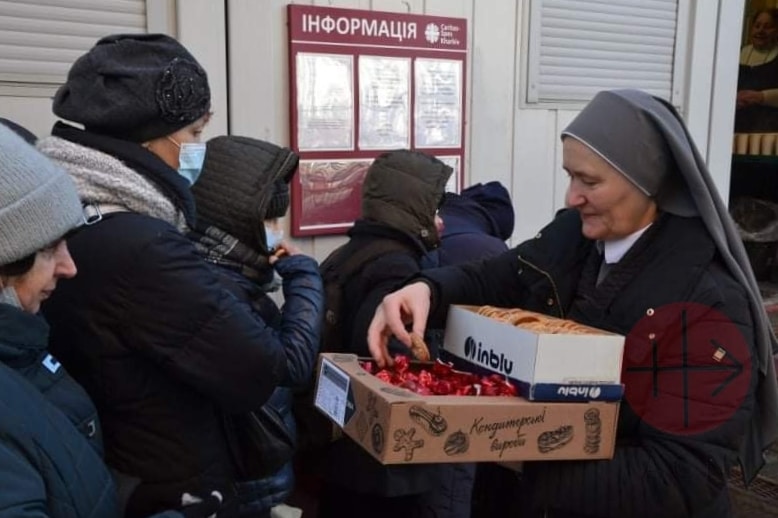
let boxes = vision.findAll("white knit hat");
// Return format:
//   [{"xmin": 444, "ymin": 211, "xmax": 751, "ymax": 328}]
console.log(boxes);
[{"xmin": 0, "ymin": 124, "xmax": 83, "ymax": 265}]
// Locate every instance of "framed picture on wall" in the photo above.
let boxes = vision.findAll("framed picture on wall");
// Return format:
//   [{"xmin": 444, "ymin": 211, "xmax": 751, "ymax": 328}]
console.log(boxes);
[{"xmin": 288, "ymin": 4, "xmax": 468, "ymax": 236}]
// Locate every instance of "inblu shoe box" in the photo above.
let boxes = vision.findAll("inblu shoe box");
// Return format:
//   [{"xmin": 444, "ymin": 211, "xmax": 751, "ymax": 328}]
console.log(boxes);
[{"xmin": 441, "ymin": 305, "xmax": 625, "ymax": 402}]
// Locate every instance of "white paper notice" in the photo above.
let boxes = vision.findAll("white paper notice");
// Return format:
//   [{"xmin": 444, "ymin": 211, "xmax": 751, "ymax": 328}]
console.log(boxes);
[
  {"xmin": 314, "ymin": 358, "xmax": 350, "ymax": 427},
  {"xmin": 415, "ymin": 58, "xmax": 463, "ymax": 148},
  {"xmin": 296, "ymin": 53, "xmax": 354, "ymax": 151},
  {"xmin": 358, "ymin": 55, "xmax": 411, "ymax": 150}
]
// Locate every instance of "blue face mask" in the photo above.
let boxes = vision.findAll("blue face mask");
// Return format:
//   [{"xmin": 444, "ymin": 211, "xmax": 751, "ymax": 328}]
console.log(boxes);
[
  {"xmin": 265, "ymin": 226, "xmax": 284, "ymax": 252},
  {"xmin": 168, "ymin": 137, "xmax": 206, "ymax": 185}
]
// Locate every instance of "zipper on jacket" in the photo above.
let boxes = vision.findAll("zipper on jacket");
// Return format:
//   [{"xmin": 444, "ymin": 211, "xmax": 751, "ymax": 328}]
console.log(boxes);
[{"xmin": 516, "ymin": 254, "xmax": 564, "ymax": 319}]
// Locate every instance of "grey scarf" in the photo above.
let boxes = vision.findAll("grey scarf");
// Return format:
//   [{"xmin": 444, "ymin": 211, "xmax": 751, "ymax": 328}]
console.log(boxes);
[
  {"xmin": 37, "ymin": 136, "xmax": 188, "ymax": 232},
  {"xmin": 563, "ymin": 89, "xmax": 778, "ymax": 481}
]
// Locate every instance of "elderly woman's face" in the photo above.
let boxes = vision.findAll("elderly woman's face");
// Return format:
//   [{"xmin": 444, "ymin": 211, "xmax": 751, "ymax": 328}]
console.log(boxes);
[
  {"xmin": 751, "ymin": 12, "xmax": 778, "ymax": 50},
  {"xmin": 3, "ymin": 240, "xmax": 77, "ymax": 313},
  {"xmin": 563, "ymin": 138, "xmax": 658, "ymax": 241},
  {"xmin": 144, "ymin": 113, "xmax": 211, "ymax": 170}
]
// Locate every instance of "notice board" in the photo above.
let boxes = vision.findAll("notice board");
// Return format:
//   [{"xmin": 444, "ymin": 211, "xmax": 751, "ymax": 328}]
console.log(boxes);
[{"xmin": 288, "ymin": 4, "xmax": 468, "ymax": 236}]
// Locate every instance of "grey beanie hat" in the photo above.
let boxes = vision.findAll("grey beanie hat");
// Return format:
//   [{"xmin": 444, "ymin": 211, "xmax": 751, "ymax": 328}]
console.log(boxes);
[
  {"xmin": 0, "ymin": 124, "xmax": 83, "ymax": 265},
  {"xmin": 53, "ymin": 33, "xmax": 211, "ymax": 142}
]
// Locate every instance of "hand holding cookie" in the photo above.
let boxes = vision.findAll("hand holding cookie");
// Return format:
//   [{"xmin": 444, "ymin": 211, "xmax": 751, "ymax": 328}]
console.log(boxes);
[
  {"xmin": 409, "ymin": 333, "xmax": 430, "ymax": 362},
  {"xmin": 268, "ymin": 240, "xmax": 301, "ymax": 265}
]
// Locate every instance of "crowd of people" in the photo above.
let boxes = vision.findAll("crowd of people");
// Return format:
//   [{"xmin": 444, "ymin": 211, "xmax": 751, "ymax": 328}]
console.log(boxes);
[{"xmin": 1, "ymin": 30, "xmax": 776, "ymax": 518}]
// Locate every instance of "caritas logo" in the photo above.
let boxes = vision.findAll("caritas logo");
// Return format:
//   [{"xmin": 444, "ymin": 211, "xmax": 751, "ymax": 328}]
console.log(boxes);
[
  {"xmin": 624, "ymin": 302, "xmax": 752, "ymax": 435},
  {"xmin": 464, "ymin": 336, "xmax": 514, "ymax": 375},
  {"xmin": 424, "ymin": 23, "xmax": 440, "ymax": 44}
]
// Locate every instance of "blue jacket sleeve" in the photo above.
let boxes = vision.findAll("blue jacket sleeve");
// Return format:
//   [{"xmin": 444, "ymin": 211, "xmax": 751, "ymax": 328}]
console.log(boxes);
[{"xmin": 271, "ymin": 254, "xmax": 325, "ymax": 389}]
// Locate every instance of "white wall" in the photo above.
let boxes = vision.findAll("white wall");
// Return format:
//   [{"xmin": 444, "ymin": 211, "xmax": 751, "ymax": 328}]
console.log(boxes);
[
  {"xmin": 176, "ymin": 0, "xmax": 229, "ymax": 139},
  {"xmin": 0, "ymin": 90, "xmax": 60, "ymax": 137},
  {"xmin": 684, "ymin": 0, "xmax": 745, "ymax": 203}
]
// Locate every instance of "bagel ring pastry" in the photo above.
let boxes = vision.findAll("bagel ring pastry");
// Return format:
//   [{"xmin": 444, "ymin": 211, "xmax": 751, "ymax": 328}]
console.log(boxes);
[{"xmin": 409, "ymin": 333, "xmax": 431, "ymax": 362}]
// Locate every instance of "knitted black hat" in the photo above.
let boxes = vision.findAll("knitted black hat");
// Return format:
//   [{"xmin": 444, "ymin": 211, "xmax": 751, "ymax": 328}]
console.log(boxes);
[
  {"xmin": 265, "ymin": 180, "xmax": 290, "ymax": 220},
  {"xmin": 53, "ymin": 33, "xmax": 211, "ymax": 142}
]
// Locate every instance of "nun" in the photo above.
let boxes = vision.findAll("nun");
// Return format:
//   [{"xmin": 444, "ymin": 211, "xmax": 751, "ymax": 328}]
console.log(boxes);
[{"xmin": 366, "ymin": 89, "xmax": 778, "ymax": 518}]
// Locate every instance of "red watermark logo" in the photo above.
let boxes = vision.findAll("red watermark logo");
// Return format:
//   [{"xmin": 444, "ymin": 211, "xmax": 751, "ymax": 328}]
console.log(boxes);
[{"xmin": 623, "ymin": 302, "xmax": 752, "ymax": 435}]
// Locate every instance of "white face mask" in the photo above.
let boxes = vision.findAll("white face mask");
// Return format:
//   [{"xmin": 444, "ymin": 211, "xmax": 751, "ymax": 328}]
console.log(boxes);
[
  {"xmin": 167, "ymin": 137, "xmax": 206, "ymax": 185},
  {"xmin": 265, "ymin": 226, "xmax": 284, "ymax": 252},
  {"xmin": 177, "ymin": 142, "xmax": 207, "ymax": 185}
]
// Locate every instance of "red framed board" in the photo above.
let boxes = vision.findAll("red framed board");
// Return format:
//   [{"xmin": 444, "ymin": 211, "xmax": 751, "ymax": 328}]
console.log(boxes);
[{"xmin": 288, "ymin": 4, "xmax": 467, "ymax": 236}]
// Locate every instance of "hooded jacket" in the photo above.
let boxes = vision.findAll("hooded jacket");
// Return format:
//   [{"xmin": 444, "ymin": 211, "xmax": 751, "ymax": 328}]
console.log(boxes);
[
  {"xmin": 361, "ymin": 150, "xmax": 452, "ymax": 250},
  {"xmin": 320, "ymin": 150, "xmax": 451, "ymax": 500},
  {"xmin": 190, "ymin": 135, "xmax": 323, "ymax": 516},
  {"xmin": 434, "ymin": 181, "xmax": 514, "ymax": 266},
  {"xmin": 192, "ymin": 135, "xmax": 299, "ymax": 255},
  {"xmin": 342, "ymin": 150, "xmax": 451, "ymax": 358}
]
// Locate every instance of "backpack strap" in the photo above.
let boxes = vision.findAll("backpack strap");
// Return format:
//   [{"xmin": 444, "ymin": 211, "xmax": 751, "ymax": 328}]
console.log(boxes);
[
  {"xmin": 320, "ymin": 238, "xmax": 416, "ymax": 353},
  {"xmin": 83, "ymin": 203, "xmax": 130, "ymax": 225},
  {"xmin": 321, "ymin": 237, "xmax": 414, "ymax": 287}
]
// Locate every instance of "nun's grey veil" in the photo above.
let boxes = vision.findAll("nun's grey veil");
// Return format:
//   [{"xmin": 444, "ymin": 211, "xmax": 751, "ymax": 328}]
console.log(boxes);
[{"xmin": 563, "ymin": 89, "xmax": 778, "ymax": 482}]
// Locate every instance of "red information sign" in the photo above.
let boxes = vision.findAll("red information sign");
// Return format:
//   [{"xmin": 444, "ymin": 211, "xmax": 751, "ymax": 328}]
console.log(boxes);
[{"xmin": 287, "ymin": 5, "xmax": 468, "ymax": 236}]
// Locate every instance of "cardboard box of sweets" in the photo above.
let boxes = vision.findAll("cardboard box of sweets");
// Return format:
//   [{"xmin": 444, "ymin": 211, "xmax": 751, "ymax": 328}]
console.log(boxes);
[
  {"xmin": 314, "ymin": 353, "xmax": 619, "ymax": 464},
  {"xmin": 441, "ymin": 305, "xmax": 626, "ymax": 401}
]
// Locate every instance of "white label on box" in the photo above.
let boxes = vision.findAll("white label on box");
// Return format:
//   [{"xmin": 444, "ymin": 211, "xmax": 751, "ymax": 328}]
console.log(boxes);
[{"xmin": 315, "ymin": 358, "xmax": 350, "ymax": 427}]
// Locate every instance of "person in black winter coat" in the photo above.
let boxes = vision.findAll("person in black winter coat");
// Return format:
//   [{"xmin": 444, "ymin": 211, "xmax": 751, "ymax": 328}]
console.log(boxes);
[
  {"xmin": 0, "ymin": 123, "xmax": 221, "ymax": 518},
  {"xmin": 367, "ymin": 90, "xmax": 778, "ymax": 518},
  {"xmin": 316, "ymin": 150, "xmax": 460, "ymax": 518},
  {"xmin": 190, "ymin": 135, "xmax": 324, "ymax": 518},
  {"xmin": 38, "ymin": 34, "xmax": 317, "ymax": 517}
]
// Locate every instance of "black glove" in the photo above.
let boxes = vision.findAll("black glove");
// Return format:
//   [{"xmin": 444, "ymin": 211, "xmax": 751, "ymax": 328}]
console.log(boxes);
[{"xmin": 178, "ymin": 491, "xmax": 223, "ymax": 518}]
